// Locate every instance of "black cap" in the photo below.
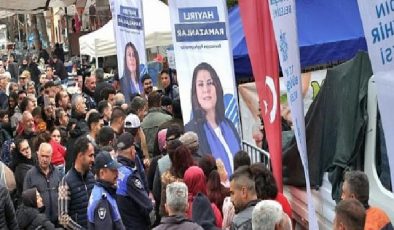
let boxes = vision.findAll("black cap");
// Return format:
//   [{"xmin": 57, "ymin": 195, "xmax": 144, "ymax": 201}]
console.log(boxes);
[
  {"xmin": 94, "ymin": 151, "xmax": 121, "ymax": 170},
  {"xmin": 116, "ymin": 132, "xmax": 134, "ymax": 150}
]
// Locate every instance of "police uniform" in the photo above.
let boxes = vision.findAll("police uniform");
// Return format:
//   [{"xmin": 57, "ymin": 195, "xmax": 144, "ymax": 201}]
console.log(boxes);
[
  {"xmin": 87, "ymin": 151, "xmax": 125, "ymax": 230},
  {"xmin": 116, "ymin": 155, "xmax": 153, "ymax": 229},
  {"xmin": 115, "ymin": 132, "xmax": 153, "ymax": 230}
]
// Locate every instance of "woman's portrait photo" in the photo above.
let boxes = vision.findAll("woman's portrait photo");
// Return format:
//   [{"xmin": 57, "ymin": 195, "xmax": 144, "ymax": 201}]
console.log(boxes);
[
  {"xmin": 185, "ymin": 62, "xmax": 241, "ymax": 176},
  {"xmin": 120, "ymin": 42, "xmax": 142, "ymax": 101}
]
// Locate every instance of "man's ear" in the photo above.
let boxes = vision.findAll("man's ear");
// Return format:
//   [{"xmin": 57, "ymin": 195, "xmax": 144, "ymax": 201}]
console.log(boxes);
[
  {"xmin": 350, "ymin": 193, "xmax": 356, "ymax": 199},
  {"xmin": 164, "ymin": 203, "xmax": 169, "ymax": 214}
]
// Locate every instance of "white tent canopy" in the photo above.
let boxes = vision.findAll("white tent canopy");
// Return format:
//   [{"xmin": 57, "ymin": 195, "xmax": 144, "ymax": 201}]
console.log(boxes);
[{"xmin": 79, "ymin": 0, "xmax": 171, "ymax": 57}]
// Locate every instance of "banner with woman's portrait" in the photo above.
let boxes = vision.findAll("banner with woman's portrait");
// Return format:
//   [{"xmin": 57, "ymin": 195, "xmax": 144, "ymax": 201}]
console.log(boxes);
[
  {"xmin": 169, "ymin": 0, "xmax": 241, "ymax": 176},
  {"xmin": 109, "ymin": 0, "xmax": 147, "ymax": 102}
]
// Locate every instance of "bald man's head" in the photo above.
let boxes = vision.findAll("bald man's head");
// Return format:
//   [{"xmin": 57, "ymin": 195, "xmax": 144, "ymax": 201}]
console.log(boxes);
[{"xmin": 38, "ymin": 143, "xmax": 53, "ymax": 171}]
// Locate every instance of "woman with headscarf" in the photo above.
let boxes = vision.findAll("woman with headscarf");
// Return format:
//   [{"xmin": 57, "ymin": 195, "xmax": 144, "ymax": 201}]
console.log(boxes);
[
  {"xmin": 183, "ymin": 166, "xmax": 222, "ymax": 229},
  {"xmin": 11, "ymin": 138, "xmax": 36, "ymax": 200},
  {"xmin": 16, "ymin": 187, "xmax": 55, "ymax": 229}
]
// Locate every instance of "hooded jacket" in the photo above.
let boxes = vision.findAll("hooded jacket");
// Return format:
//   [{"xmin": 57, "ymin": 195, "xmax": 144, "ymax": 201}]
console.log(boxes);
[{"xmin": 16, "ymin": 188, "xmax": 55, "ymax": 230}]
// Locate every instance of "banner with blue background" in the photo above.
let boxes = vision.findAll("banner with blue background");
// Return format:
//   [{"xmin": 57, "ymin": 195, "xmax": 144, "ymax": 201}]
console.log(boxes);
[
  {"xmin": 268, "ymin": 0, "xmax": 318, "ymax": 228},
  {"xmin": 169, "ymin": 0, "xmax": 241, "ymax": 176},
  {"xmin": 109, "ymin": 0, "xmax": 147, "ymax": 102}
]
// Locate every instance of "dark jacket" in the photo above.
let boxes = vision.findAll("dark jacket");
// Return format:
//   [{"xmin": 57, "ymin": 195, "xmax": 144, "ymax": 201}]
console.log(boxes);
[
  {"xmin": 28, "ymin": 62, "xmax": 41, "ymax": 85},
  {"xmin": 17, "ymin": 187, "xmax": 55, "ymax": 230},
  {"xmin": 94, "ymin": 81, "xmax": 113, "ymax": 103},
  {"xmin": 16, "ymin": 205, "xmax": 55, "ymax": 230},
  {"xmin": 120, "ymin": 74, "xmax": 142, "ymax": 103},
  {"xmin": 191, "ymin": 193, "xmax": 218, "ymax": 230},
  {"xmin": 65, "ymin": 121, "xmax": 89, "ymax": 172},
  {"xmin": 23, "ymin": 165, "xmax": 61, "ymax": 223},
  {"xmin": 0, "ymin": 185, "xmax": 18, "ymax": 230},
  {"xmin": 153, "ymin": 215, "xmax": 203, "ymax": 230},
  {"xmin": 61, "ymin": 167, "xmax": 95, "ymax": 228},
  {"xmin": 116, "ymin": 156, "xmax": 152, "ymax": 229},
  {"xmin": 184, "ymin": 118, "xmax": 240, "ymax": 156},
  {"xmin": 54, "ymin": 60, "xmax": 68, "ymax": 80},
  {"xmin": 7, "ymin": 62, "xmax": 19, "ymax": 80},
  {"xmin": 230, "ymin": 200, "xmax": 259, "ymax": 230},
  {"xmin": 14, "ymin": 162, "xmax": 34, "ymax": 199},
  {"xmin": 83, "ymin": 87, "xmax": 97, "ymax": 111},
  {"xmin": 39, "ymin": 49, "xmax": 50, "ymax": 64}
]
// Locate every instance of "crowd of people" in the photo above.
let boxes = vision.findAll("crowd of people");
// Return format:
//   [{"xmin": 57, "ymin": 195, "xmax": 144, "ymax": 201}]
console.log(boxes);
[{"xmin": 0, "ymin": 50, "xmax": 392, "ymax": 230}]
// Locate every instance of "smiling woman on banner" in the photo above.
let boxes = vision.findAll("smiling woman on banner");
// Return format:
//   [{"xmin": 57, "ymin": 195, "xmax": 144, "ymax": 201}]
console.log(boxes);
[
  {"xmin": 121, "ymin": 42, "xmax": 142, "ymax": 101},
  {"xmin": 185, "ymin": 62, "xmax": 241, "ymax": 176}
]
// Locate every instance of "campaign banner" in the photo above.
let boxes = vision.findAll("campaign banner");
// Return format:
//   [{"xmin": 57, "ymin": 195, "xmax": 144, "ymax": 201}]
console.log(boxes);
[
  {"xmin": 268, "ymin": 0, "xmax": 318, "ymax": 229},
  {"xmin": 169, "ymin": 0, "xmax": 241, "ymax": 176},
  {"xmin": 357, "ymin": 0, "xmax": 394, "ymax": 191},
  {"xmin": 109, "ymin": 0, "xmax": 147, "ymax": 102}
]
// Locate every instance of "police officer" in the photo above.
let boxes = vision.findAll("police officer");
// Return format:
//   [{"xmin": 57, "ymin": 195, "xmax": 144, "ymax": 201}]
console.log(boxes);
[
  {"xmin": 88, "ymin": 151, "xmax": 125, "ymax": 230},
  {"xmin": 116, "ymin": 132, "xmax": 153, "ymax": 229}
]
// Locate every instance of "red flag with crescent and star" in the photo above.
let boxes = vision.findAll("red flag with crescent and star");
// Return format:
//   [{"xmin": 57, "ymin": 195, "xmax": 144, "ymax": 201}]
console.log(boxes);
[{"xmin": 239, "ymin": 0, "xmax": 283, "ymax": 192}]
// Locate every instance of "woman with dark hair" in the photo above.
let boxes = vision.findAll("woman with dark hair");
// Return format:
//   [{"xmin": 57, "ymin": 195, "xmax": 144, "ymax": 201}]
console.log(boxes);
[
  {"xmin": 11, "ymin": 138, "xmax": 35, "ymax": 200},
  {"xmin": 185, "ymin": 62, "xmax": 241, "ymax": 176},
  {"xmin": 8, "ymin": 92, "xmax": 18, "ymax": 118},
  {"xmin": 50, "ymin": 127, "xmax": 67, "ymax": 177},
  {"xmin": 199, "ymin": 155, "xmax": 229, "ymax": 214},
  {"xmin": 16, "ymin": 187, "xmax": 56, "ymax": 229},
  {"xmin": 250, "ymin": 163, "xmax": 292, "ymax": 218},
  {"xmin": 160, "ymin": 143, "xmax": 194, "ymax": 217},
  {"xmin": 120, "ymin": 42, "xmax": 142, "ymax": 101}
]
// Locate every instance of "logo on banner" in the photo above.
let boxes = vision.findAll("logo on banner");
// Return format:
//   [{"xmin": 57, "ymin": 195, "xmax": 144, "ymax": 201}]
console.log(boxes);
[
  {"xmin": 279, "ymin": 31, "xmax": 288, "ymax": 62},
  {"xmin": 117, "ymin": 5, "xmax": 143, "ymax": 30},
  {"xmin": 175, "ymin": 7, "xmax": 227, "ymax": 42}
]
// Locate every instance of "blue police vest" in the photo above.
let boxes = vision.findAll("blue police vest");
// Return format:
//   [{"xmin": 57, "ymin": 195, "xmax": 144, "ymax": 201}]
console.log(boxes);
[
  {"xmin": 88, "ymin": 185, "xmax": 121, "ymax": 223},
  {"xmin": 116, "ymin": 165, "xmax": 133, "ymax": 196}
]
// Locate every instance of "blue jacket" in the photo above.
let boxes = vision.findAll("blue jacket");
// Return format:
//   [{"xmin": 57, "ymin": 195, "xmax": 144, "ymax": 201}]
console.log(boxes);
[
  {"xmin": 116, "ymin": 155, "xmax": 152, "ymax": 229},
  {"xmin": 88, "ymin": 180, "xmax": 125, "ymax": 230}
]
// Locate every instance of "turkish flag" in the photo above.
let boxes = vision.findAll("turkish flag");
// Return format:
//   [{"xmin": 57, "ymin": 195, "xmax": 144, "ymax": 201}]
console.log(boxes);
[{"xmin": 239, "ymin": 0, "xmax": 283, "ymax": 191}]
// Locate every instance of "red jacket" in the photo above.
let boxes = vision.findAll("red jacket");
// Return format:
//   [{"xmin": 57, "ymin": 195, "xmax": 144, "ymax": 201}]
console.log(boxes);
[{"xmin": 50, "ymin": 140, "xmax": 66, "ymax": 165}]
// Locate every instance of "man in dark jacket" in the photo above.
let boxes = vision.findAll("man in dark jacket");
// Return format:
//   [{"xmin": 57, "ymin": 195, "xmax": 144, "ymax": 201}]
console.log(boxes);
[
  {"xmin": 153, "ymin": 182, "xmax": 203, "ymax": 230},
  {"xmin": 94, "ymin": 68, "xmax": 113, "ymax": 103},
  {"xmin": 52, "ymin": 54, "xmax": 68, "ymax": 80},
  {"xmin": 88, "ymin": 151, "xmax": 124, "ymax": 229},
  {"xmin": 83, "ymin": 74, "xmax": 97, "ymax": 110},
  {"xmin": 141, "ymin": 91, "xmax": 172, "ymax": 157},
  {"xmin": 230, "ymin": 166, "xmax": 259, "ymax": 230},
  {"xmin": 58, "ymin": 136, "xmax": 95, "ymax": 229},
  {"xmin": 23, "ymin": 143, "xmax": 61, "ymax": 224},
  {"xmin": 0, "ymin": 185, "xmax": 18, "ymax": 229},
  {"xmin": 116, "ymin": 132, "xmax": 153, "ymax": 229}
]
